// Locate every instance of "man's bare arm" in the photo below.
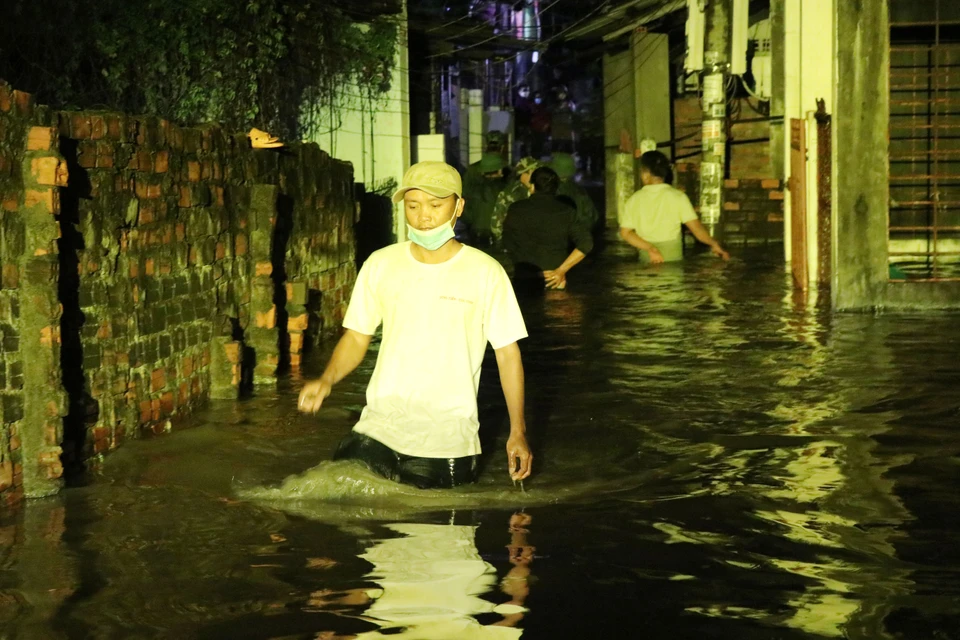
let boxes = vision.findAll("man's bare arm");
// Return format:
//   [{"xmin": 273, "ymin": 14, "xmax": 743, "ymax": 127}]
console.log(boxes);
[
  {"xmin": 619, "ymin": 227, "xmax": 664, "ymax": 263},
  {"xmin": 544, "ymin": 248, "xmax": 586, "ymax": 288},
  {"xmin": 619, "ymin": 227, "xmax": 655, "ymax": 250},
  {"xmin": 683, "ymin": 219, "xmax": 730, "ymax": 260},
  {"xmin": 494, "ymin": 342, "xmax": 532, "ymax": 480},
  {"xmin": 298, "ymin": 329, "xmax": 373, "ymax": 413}
]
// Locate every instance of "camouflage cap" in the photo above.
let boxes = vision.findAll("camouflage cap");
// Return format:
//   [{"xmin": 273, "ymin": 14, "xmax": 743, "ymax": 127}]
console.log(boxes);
[{"xmin": 515, "ymin": 157, "xmax": 542, "ymax": 174}]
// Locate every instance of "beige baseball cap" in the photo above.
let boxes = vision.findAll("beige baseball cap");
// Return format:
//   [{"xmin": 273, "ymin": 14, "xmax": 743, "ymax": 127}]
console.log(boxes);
[{"xmin": 391, "ymin": 161, "xmax": 463, "ymax": 204}]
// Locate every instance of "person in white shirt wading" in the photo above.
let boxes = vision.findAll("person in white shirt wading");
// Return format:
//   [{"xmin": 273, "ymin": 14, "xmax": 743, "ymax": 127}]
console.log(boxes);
[
  {"xmin": 619, "ymin": 151, "xmax": 730, "ymax": 264},
  {"xmin": 298, "ymin": 161, "xmax": 533, "ymax": 489}
]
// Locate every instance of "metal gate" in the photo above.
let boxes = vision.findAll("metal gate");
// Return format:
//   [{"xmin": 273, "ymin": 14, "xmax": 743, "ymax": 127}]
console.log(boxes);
[{"xmin": 888, "ymin": 0, "xmax": 960, "ymax": 281}]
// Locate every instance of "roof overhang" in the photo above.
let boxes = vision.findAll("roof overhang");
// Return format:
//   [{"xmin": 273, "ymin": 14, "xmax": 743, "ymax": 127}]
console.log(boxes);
[{"xmin": 564, "ymin": 0, "xmax": 687, "ymax": 41}]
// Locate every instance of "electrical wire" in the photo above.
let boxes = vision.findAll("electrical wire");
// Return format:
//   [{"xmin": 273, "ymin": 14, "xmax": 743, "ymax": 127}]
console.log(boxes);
[
  {"xmin": 425, "ymin": 2, "xmax": 487, "ymax": 33},
  {"xmin": 425, "ymin": 0, "xmax": 583, "ymax": 59},
  {"xmin": 516, "ymin": 0, "xmax": 614, "ymax": 82}
]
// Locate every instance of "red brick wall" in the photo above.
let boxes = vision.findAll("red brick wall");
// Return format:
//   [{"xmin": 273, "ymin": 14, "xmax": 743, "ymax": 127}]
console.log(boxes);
[
  {"xmin": 673, "ymin": 96, "xmax": 773, "ymax": 179},
  {"xmin": 673, "ymin": 96, "xmax": 702, "ymax": 166},
  {"xmin": 0, "ymin": 79, "xmax": 358, "ymax": 505},
  {"xmin": 721, "ymin": 178, "xmax": 785, "ymax": 245},
  {"xmin": 673, "ymin": 96, "xmax": 783, "ymax": 245},
  {"xmin": 675, "ymin": 164, "xmax": 783, "ymax": 245}
]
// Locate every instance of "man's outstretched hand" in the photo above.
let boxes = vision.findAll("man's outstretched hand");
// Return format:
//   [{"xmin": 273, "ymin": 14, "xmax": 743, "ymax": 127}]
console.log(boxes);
[
  {"xmin": 298, "ymin": 379, "xmax": 332, "ymax": 413},
  {"xmin": 711, "ymin": 244, "xmax": 731, "ymax": 261},
  {"xmin": 507, "ymin": 432, "xmax": 533, "ymax": 481}
]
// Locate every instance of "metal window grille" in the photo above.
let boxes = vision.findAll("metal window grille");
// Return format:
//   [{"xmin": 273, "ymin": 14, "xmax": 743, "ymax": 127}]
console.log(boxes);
[{"xmin": 889, "ymin": 0, "xmax": 960, "ymax": 281}]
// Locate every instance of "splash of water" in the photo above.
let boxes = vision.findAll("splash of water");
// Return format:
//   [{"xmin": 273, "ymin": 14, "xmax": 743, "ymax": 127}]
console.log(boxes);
[
  {"xmin": 237, "ymin": 460, "xmax": 457, "ymax": 502},
  {"xmin": 234, "ymin": 457, "xmax": 645, "ymax": 523}
]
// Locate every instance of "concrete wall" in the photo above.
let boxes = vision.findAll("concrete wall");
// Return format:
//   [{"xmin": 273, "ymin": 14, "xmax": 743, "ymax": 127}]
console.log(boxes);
[
  {"xmin": 604, "ymin": 49, "xmax": 636, "ymax": 224},
  {"xmin": 833, "ymin": 0, "xmax": 960, "ymax": 309},
  {"xmin": 632, "ymin": 33, "xmax": 672, "ymax": 156},
  {"xmin": 310, "ymin": 6, "xmax": 411, "ymax": 243},
  {"xmin": 0, "ymin": 85, "xmax": 34, "ymax": 506},
  {"xmin": 0, "ymin": 79, "xmax": 358, "ymax": 504},
  {"xmin": 604, "ymin": 32, "xmax": 675, "ymax": 223}
]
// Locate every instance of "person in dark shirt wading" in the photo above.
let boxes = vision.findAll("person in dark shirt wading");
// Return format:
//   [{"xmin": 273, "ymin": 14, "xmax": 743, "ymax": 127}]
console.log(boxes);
[{"xmin": 502, "ymin": 167, "xmax": 594, "ymax": 291}]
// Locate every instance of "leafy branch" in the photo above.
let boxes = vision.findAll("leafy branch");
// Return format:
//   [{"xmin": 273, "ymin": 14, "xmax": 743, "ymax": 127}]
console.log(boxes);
[{"xmin": 0, "ymin": 0, "xmax": 400, "ymax": 139}]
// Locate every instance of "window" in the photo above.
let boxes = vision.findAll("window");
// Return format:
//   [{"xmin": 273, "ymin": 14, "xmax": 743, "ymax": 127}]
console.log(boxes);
[{"xmin": 889, "ymin": 0, "xmax": 960, "ymax": 281}]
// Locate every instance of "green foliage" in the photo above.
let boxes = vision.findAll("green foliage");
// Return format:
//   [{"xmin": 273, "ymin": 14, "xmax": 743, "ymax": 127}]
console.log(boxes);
[{"xmin": 0, "ymin": 0, "xmax": 400, "ymax": 138}]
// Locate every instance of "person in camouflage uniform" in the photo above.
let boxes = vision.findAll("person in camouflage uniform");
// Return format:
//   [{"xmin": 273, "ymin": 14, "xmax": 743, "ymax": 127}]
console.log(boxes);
[
  {"xmin": 550, "ymin": 152, "xmax": 599, "ymax": 233},
  {"xmin": 462, "ymin": 152, "xmax": 509, "ymax": 246},
  {"xmin": 490, "ymin": 157, "xmax": 542, "ymax": 242}
]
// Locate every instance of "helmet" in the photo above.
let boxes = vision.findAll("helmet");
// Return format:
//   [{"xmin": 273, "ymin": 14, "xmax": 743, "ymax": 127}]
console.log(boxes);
[
  {"xmin": 478, "ymin": 152, "xmax": 507, "ymax": 174},
  {"xmin": 550, "ymin": 152, "xmax": 576, "ymax": 179}
]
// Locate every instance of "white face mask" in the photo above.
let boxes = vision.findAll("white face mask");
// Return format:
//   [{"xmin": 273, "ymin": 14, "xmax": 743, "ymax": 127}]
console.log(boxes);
[{"xmin": 406, "ymin": 202, "xmax": 460, "ymax": 251}]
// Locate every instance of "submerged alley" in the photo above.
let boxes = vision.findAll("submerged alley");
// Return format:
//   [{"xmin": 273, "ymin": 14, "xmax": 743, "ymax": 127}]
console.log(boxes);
[
  {"xmin": 1, "ymin": 241, "xmax": 959, "ymax": 638},
  {"xmin": 0, "ymin": 0, "xmax": 959, "ymax": 638}
]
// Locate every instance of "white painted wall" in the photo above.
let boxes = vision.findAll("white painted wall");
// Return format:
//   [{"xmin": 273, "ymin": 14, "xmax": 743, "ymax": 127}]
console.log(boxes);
[
  {"xmin": 604, "ymin": 50, "xmax": 636, "ymax": 151},
  {"xmin": 604, "ymin": 49, "xmax": 637, "ymax": 224},
  {"xmin": 460, "ymin": 89, "xmax": 485, "ymax": 167},
  {"xmin": 632, "ymin": 33, "xmax": 673, "ymax": 156},
  {"xmin": 415, "ymin": 134, "xmax": 446, "ymax": 163},
  {"xmin": 783, "ymin": 0, "xmax": 834, "ymax": 280},
  {"xmin": 308, "ymin": 4, "xmax": 412, "ymax": 242}
]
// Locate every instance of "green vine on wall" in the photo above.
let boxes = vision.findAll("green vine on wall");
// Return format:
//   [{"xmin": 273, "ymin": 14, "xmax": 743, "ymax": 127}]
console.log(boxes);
[{"xmin": 0, "ymin": 0, "xmax": 401, "ymax": 139}]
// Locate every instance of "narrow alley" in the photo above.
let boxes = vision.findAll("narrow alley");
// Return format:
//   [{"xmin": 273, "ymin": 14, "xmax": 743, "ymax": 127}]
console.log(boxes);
[{"xmin": 2, "ymin": 237, "xmax": 957, "ymax": 639}]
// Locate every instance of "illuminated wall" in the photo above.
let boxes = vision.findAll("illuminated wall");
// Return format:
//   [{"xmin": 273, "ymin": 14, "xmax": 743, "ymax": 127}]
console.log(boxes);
[{"xmin": 309, "ymin": 2, "xmax": 412, "ymax": 243}]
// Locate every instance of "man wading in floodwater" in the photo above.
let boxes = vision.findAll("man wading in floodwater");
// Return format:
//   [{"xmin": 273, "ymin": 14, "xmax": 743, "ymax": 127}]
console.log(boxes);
[
  {"xmin": 297, "ymin": 161, "xmax": 533, "ymax": 489},
  {"xmin": 619, "ymin": 151, "xmax": 730, "ymax": 264}
]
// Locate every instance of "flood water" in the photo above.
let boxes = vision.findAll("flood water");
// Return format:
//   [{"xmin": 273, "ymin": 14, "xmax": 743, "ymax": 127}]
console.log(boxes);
[{"xmin": 2, "ymin": 236, "xmax": 960, "ymax": 639}]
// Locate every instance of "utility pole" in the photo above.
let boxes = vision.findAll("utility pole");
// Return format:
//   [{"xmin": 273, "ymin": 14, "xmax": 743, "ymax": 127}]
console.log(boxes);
[{"xmin": 698, "ymin": 0, "xmax": 731, "ymax": 238}]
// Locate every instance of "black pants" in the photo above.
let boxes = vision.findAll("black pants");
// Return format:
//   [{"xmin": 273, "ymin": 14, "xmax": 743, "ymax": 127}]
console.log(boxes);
[{"xmin": 333, "ymin": 433, "xmax": 479, "ymax": 489}]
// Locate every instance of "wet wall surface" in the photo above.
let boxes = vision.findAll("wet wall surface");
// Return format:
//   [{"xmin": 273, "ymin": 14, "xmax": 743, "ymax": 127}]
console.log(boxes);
[{"xmin": 1, "ymin": 238, "xmax": 959, "ymax": 639}]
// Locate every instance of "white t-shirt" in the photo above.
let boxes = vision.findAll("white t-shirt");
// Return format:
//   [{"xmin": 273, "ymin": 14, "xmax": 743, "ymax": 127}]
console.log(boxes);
[
  {"xmin": 343, "ymin": 242, "xmax": 528, "ymax": 458},
  {"xmin": 620, "ymin": 183, "xmax": 699, "ymax": 244}
]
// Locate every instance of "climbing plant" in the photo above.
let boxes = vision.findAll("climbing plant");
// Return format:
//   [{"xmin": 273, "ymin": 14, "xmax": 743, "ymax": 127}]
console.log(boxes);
[{"xmin": 0, "ymin": 0, "xmax": 400, "ymax": 139}]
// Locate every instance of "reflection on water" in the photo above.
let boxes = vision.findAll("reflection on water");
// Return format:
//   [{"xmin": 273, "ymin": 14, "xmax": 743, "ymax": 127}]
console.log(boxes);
[
  {"xmin": 339, "ymin": 516, "xmax": 530, "ymax": 639},
  {"xmin": 1, "ymin": 240, "xmax": 959, "ymax": 638},
  {"xmin": 289, "ymin": 513, "xmax": 533, "ymax": 640}
]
